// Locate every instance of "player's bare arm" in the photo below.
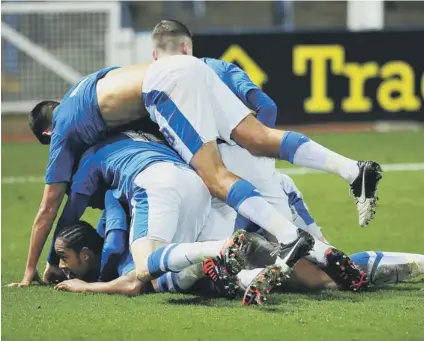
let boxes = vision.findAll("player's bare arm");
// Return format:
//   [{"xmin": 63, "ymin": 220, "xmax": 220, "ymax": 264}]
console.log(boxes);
[
  {"xmin": 55, "ymin": 271, "xmax": 142, "ymax": 296},
  {"xmin": 8, "ymin": 183, "xmax": 67, "ymax": 287}
]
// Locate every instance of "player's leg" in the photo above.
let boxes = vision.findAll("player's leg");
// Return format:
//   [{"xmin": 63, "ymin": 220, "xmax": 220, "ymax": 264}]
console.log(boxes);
[
  {"xmin": 230, "ymin": 115, "xmax": 382, "ymax": 227},
  {"xmin": 350, "ymin": 251, "xmax": 424, "ymax": 285},
  {"xmin": 154, "ymin": 263, "xmax": 206, "ymax": 293},
  {"xmin": 130, "ymin": 162, "xmax": 248, "ymax": 283},
  {"xmin": 142, "ymin": 56, "xmax": 314, "ymax": 275},
  {"xmin": 217, "ymin": 143, "xmax": 368, "ymax": 293},
  {"xmin": 278, "ymin": 173, "xmax": 328, "ymax": 243},
  {"xmin": 153, "ymin": 204, "xmax": 239, "ymax": 297}
]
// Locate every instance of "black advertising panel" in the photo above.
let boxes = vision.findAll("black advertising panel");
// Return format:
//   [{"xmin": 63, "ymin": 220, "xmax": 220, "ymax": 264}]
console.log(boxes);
[{"xmin": 193, "ymin": 30, "xmax": 424, "ymax": 125}]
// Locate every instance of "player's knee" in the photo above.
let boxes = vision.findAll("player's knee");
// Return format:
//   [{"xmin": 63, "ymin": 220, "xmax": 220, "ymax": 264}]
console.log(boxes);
[
  {"xmin": 135, "ymin": 262, "xmax": 152, "ymax": 284},
  {"xmin": 131, "ymin": 239, "xmax": 161, "ymax": 284}
]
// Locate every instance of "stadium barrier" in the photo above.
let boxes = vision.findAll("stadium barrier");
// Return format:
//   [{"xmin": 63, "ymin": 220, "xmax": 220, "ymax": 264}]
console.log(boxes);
[{"xmin": 191, "ymin": 29, "xmax": 424, "ymax": 125}]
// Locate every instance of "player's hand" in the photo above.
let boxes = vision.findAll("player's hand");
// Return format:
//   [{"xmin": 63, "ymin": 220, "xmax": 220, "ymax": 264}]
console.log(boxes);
[
  {"xmin": 7, "ymin": 267, "xmax": 46, "ymax": 287},
  {"xmin": 55, "ymin": 279, "xmax": 88, "ymax": 293},
  {"xmin": 43, "ymin": 263, "xmax": 67, "ymax": 284}
]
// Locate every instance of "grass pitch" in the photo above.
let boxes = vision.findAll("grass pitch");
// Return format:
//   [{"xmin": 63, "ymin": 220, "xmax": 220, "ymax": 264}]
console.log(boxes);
[{"xmin": 2, "ymin": 131, "xmax": 424, "ymax": 341}]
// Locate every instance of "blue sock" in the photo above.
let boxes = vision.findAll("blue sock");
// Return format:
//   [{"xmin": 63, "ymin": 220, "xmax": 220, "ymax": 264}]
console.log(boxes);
[
  {"xmin": 226, "ymin": 179, "xmax": 262, "ymax": 211},
  {"xmin": 147, "ymin": 244, "xmax": 178, "ymax": 278},
  {"xmin": 279, "ymin": 131, "xmax": 310, "ymax": 163},
  {"xmin": 156, "ymin": 272, "xmax": 186, "ymax": 293},
  {"xmin": 226, "ymin": 179, "xmax": 298, "ymax": 243}
]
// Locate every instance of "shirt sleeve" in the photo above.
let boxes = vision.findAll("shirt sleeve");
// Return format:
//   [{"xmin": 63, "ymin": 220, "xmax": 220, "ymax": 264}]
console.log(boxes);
[
  {"xmin": 224, "ymin": 62, "xmax": 278, "ymax": 128},
  {"xmin": 99, "ymin": 229, "xmax": 127, "ymax": 282},
  {"xmin": 104, "ymin": 190, "xmax": 129, "ymax": 235},
  {"xmin": 98, "ymin": 190, "xmax": 129, "ymax": 281},
  {"xmin": 225, "ymin": 62, "xmax": 260, "ymax": 103},
  {"xmin": 96, "ymin": 211, "xmax": 107, "ymax": 239},
  {"xmin": 45, "ymin": 132, "xmax": 75, "ymax": 184},
  {"xmin": 246, "ymin": 89, "xmax": 278, "ymax": 128},
  {"xmin": 71, "ymin": 155, "xmax": 101, "ymax": 197}
]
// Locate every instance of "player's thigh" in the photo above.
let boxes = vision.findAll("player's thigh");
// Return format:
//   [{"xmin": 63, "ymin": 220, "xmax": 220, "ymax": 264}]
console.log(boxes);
[
  {"xmin": 142, "ymin": 56, "xmax": 220, "ymax": 164},
  {"xmin": 170, "ymin": 165, "xmax": 212, "ymax": 243},
  {"xmin": 218, "ymin": 142, "xmax": 275, "ymax": 186},
  {"xmin": 231, "ymin": 114, "xmax": 285, "ymax": 157},
  {"xmin": 190, "ymin": 141, "xmax": 241, "ymax": 200},
  {"xmin": 130, "ymin": 163, "xmax": 183, "ymax": 245}
]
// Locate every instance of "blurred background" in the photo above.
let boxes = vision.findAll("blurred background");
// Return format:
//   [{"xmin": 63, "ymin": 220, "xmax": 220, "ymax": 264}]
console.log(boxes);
[{"xmin": 1, "ymin": 0, "xmax": 424, "ymax": 137}]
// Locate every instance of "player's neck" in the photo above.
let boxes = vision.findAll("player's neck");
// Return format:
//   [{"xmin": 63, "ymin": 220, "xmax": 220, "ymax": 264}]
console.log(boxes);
[{"xmin": 157, "ymin": 51, "xmax": 185, "ymax": 59}]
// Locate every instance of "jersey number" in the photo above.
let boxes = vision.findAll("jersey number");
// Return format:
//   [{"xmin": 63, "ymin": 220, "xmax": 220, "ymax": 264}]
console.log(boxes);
[{"xmin": 161, "ymin": 127, "xmax": 176, "ymax": 147}]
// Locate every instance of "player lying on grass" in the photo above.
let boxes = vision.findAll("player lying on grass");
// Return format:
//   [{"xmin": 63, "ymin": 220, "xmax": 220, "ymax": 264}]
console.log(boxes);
[
  {"xmin": 20, "ymin": 19, "xmax": 382, "ymax": 288},
  {"xmin": 53, "ymin": 221, "xmax": 424, "ymax": 301}
]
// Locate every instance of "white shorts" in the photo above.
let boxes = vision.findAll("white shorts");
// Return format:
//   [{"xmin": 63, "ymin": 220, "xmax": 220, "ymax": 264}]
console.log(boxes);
[
  {"xmin": 129, "ymin": 162, "xmax": 211, "ymax": 245},
  {"xmin": 196, "ymin": 199, "xmax": 237, "ymax": 242},
  {"xmin": 142, "ymin": 55, "xmax": 251, "ymax": 163}
]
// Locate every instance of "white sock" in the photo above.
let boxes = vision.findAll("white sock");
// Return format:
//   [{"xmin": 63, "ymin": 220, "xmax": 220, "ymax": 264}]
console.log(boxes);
[
  {"xmin": 307, "ymin": 239, "xmax": 332, "ymax": 265},
  {"xmin": 294, "ymin": 141, "xmax": 359, "ymax": 184},
  {"xmin": 156, "ymin": 264, "xmax": 205, "ymax": 293},
  {"xmin": 350, "ymin": 251, "xmax": 424, "ymax": 284},
  {"xmin": 237, "ymin": 268, "xmax": 263, "ymax": 290},
  {"xmin": 238, "ymin": 197, "xmax": 299, "ymax": 244},
  {"xmin": 165, "ymin": 240, "xmax": 224, "ymax": 272}
]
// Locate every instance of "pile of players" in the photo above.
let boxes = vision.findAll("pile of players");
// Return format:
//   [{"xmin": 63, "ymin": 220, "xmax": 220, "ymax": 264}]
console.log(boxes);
[{"xmin": 10, "ymin": 19, "xmax": 423, "ymax": 305}]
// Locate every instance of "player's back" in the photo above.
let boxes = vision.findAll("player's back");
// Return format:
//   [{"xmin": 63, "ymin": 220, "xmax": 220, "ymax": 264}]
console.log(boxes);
[
  {"xmin": 96, "ymin": 63, "xmax": 151, "ymax": 126},
  {"xmin": 54, "ymin": 66, "xmax": 119, "ymax": 147},
  {"xmin": 74, "ymin": 132, "xmax": 188, "ymax": 203}
]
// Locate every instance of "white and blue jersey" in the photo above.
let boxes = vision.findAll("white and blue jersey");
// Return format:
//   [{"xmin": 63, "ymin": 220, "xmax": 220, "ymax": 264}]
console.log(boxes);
[
  {"xmin": 46, "ymin": 66, "xmax": 119, "ymax": 184},
  {"xmin": 142, "ymin": 55, "xmax": 251, "ymax": 163},
  {"xmin": 142, "ymin": 55, "xmax": 277, "ymax": 165}
]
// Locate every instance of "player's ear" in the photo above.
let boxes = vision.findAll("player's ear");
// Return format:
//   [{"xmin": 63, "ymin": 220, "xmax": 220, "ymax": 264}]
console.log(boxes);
[
  {"xmin": 80, "ymin": 247, "xmax": 90, "ymax": 261},
  {"xmin": 152, "ymin": 49, "xmax": 158, "ymax": 61},
  {"xmin": 181, "ymin": 42, "xmax": 192, "ymax": 56},
  {"xmin": 42, "ymin": 130, "xmax": 52, "ymax": 137}
]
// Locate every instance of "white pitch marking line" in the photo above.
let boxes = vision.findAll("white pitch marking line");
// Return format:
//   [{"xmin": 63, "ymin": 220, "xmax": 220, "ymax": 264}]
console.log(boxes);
[{"xmin": 2, "ymin": 163, "xmax": 424, "ymax": 184}]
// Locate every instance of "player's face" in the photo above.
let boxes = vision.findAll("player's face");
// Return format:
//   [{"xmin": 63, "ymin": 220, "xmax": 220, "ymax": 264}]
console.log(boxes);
[{"xmin": 54, "ymin": 238, "xmax": 92, "ymax": 280}]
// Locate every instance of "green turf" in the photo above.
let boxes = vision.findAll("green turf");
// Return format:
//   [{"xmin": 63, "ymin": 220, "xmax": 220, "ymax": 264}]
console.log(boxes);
[{"xmin": 2, "ymin": 131, "xmax": 424, "ymax": 341}]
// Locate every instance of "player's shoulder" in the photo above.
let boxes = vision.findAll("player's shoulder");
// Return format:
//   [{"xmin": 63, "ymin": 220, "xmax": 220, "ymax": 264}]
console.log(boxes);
[{"xmin": 62, "ymin": 66, "xmax": 120, "ymax": 101}]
